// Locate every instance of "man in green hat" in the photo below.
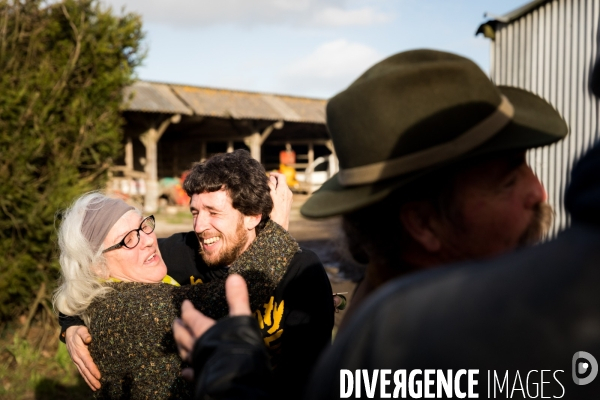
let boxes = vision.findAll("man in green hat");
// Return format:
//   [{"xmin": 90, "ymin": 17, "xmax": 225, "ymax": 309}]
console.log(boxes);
[
  {"xmin": 170, "ymin": 49, "xmax": 572, "ymax": 399},
  {"xmin": 300, "ymin": 49, "xmax": 567, "ymax": 322}
]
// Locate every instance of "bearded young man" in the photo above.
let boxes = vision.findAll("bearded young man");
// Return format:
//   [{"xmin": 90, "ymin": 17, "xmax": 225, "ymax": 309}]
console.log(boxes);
[
  {"xmin": 176, "ymin": 150, "xmax": 334, "ymax": 399},
  {"xmin": 60, "ymin": 150, "xmax": 334, "ymax": 399}
]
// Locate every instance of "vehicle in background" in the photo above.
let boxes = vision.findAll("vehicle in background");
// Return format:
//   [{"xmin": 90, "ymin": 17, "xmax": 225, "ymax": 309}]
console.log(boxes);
[{"xmin": 295, "ymin": 156, "xmax": 332, "ymax": 194}]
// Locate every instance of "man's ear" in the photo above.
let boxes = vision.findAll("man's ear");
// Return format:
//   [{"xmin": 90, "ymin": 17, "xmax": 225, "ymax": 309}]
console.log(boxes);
[
  {"xmin": 399, "ymin": 202, "xmax": 441, "ymax": 253},
  {"xmin": 243, "ymin": 214, "xmax": 262, "ymax": 231}
]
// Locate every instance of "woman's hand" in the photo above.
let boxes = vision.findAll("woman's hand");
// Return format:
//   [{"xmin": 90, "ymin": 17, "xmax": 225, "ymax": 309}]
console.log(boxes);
[
  {"xmin": 65, "ymin": 325, "xmax": 101, "ymax": 390},
  {"xmin": 268, "ymin": 172, "xmax": 293, "ymax": 230}
]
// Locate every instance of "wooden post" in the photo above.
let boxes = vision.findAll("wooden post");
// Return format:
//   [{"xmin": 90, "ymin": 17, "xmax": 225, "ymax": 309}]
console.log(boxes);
[
  {"xmin": 140, "ymin": 114, "xmax": 180, "ymax": 213},
  {"xmin": 249, "ymin": 132, "xmax": 261, "ymax": 162},
  {"xmin": 307, "ymin": 142, "xmax": 314, "ymax": 193},
  {"xmin": 125, "ymin": 137, "xmax": 133, "ymax": 172},
  {"xmin": 200, "ymin": 141, "xmax": 207, "ymax": 162},
  {"xmin": 244, "ymin": 120, "xmax": 284, "ymax": 163},
  {"xmin": 140, "ymin": 127, "xmax": 160, "ymax": 213}
]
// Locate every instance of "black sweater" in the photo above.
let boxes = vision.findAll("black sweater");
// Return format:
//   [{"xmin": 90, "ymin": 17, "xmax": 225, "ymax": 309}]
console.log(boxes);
[{"xmin": 157, "ymin": 230, "xmax": 334, "ymax": 399}]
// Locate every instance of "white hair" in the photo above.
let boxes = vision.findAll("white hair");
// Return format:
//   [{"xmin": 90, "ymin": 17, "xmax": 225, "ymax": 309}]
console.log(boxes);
[{"xmin": 52, "ymin": 192, "xmax": 141, "ymax": 325}]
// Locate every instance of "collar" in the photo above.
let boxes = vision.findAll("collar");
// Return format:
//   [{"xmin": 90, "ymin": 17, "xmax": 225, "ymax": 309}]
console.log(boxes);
[{"xmin": 103, "ymin": 275, "xmax": 181, "ymax": 286}]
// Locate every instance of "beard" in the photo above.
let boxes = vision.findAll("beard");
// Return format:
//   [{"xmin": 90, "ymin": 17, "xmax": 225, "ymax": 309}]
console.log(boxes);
[
  {"xmin": 436, "ymin": 201, "xmax": 555, "ymax": 263},
  {"xmin": 517, "ymin": 202, "xmax": 554, "ymax": 247},
  {"xmin": 198, "ymin": 218, "xmax": 249, "ymax": 268}
]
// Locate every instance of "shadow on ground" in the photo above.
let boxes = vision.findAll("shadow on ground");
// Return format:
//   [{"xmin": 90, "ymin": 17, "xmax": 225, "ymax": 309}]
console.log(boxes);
[{"xmin": 35, "ymin": 377, "xmax": 90, "ymax": 400}]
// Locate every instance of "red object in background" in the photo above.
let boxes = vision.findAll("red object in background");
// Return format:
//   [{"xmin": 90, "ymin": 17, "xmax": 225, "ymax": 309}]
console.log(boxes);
[
  {"xmin": 279, "ymin": 150, "xmax": 296, "ymax": 165},
  {"xmin": 174, "ymin": 171, "xmax": 191, "ymax": 205}
]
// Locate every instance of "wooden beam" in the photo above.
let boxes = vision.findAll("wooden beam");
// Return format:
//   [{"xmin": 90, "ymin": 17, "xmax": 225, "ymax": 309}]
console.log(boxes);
[
  {"xmin": 265, "ymin": 139, "xmax": 332, "ymax": 146},
  {"xmin": 243, "ymin": 120, "xmax": 284, "ymax": 162},
  {"xmin": 200, "ymin": 141, "xmax": 207, "ymax": 162},
  {"xmin": 260, "ymin": 120, "xmax": 284, "ymax": 144},
  {"xmin": 181, "ymin": 137, "xmax": 331, "ymax": 145},
  {"xmin": 109, "ymin": 166, "xmax": 148, "ymax": 179},
  {"xmin": 125, "ymin": 137, "xmax": 133, "ymax": 171},
  {"xmin": 307, "ymin": 142, "xmax": 314, "ymax": 194},
  {"xmin": 324, "ymin": 140, "xmax": 334, "ymax": 153},
  {"xmin": 244, "ymin": 132, "xmax": 262, "ymax": 162},
  {"xmin": 139, "ymin": 114, "xmax": 181, "ymax": 213}
]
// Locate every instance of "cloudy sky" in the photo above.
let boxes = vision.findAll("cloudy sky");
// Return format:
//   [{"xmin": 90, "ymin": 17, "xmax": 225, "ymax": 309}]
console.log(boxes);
[{"xmin": 102, "ymin": 0, "xmax": 529, "ymax": 98}]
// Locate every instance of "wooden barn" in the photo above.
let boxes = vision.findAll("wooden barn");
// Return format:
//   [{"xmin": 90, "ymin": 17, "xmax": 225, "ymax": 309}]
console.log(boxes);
[{"xmin": 111, "ymin": 81, "xmax": 336, "ymax": 212}]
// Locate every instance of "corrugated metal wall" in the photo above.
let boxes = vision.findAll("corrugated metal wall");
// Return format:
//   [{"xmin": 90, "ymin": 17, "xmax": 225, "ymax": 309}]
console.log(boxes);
[{"xmin": 489, "ymin": 0, "xmax": 600, "ymax": 236}]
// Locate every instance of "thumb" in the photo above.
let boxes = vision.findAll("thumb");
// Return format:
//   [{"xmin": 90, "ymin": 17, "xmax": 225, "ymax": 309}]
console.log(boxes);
[
  {"xmin": 181, "ymin": 368, "xmax": 194, "ymax": 382},
  {"xmin": 79, "ymin": 329, "xmax": 92, "ymax": 344},
  {"xmin": 225, "ymin": 274, "xmax": 251, "ymax": 316}
]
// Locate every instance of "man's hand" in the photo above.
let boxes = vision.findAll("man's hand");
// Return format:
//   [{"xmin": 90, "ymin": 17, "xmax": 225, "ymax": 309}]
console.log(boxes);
[
  {"xmin": 268, "ymin": 172, "xmax": 293, "ymax": 230},
  {"xmin": 65, "ymin": 325, "xmax": 101, "ymax": 390},
  {"xmin": 173, "ymin": 275, "xmax": 251, "ymax": 379}
]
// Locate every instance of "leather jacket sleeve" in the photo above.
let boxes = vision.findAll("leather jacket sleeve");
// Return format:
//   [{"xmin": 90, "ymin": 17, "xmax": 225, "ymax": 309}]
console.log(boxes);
[
  {"xmin": 192, "ymin": 315, "xmax": 273, "ymax": 400},
  {"xmin": 58, "ymin": 312, "xmax": 85, "ymax": 343}
]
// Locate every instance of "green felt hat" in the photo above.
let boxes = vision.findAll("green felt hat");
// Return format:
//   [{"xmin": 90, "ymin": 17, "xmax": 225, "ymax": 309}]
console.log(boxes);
[{"xmin": 301, "ymin": 49, "xmax": 568, "ymax": 218}]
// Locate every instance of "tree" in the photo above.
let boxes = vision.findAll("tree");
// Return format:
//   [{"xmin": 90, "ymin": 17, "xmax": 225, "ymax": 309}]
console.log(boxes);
[{"xmin": 0, "ymin": 0, "xmax": 144, "ymax": 322}]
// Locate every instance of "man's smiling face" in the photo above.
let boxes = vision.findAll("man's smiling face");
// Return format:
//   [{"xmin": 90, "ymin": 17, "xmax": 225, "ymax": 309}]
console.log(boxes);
[{"xmin": 190, "ymin": 188, "xmax": 260, "ymax": 267}]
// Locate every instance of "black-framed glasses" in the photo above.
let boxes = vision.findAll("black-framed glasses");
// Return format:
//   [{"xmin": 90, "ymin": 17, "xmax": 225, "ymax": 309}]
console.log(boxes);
[{"xmin": 102, "ymin": 215, "xmax": 156, "ymax": 253}]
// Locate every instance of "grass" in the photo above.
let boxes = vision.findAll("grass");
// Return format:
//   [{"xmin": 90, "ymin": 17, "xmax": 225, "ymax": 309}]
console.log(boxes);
[{"xmin": 0, "ymin": 329, "xmax": 90, "ymax": 400}]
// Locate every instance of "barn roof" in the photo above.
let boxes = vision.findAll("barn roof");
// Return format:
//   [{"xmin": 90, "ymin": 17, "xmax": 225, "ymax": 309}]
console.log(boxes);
[
  {"xmin": 123, "ymin": 80, "xmax": 326, "ymax": 124},
  {"xmin": 487, "ymin": 0, "xmax": 551, "ymax": 23},
  {"xmin": 476, "ymin": 0, "xmax": 552, "ymax": 39}
]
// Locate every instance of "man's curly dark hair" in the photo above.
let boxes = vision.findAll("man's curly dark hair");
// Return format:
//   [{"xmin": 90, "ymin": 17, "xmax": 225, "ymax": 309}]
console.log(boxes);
[{"xmin": 183, "ymin": 149, "xmax": 273, "ymax": 234}]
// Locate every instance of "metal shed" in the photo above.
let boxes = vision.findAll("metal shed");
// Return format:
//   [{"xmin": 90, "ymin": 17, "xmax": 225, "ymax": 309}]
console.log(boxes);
[
  {"xmin": 116, "ymin": 81, "xmax": 333, "ymax": 212},
  {"xmin": 478, "ymin": 0, "xmax": 600, "ymax": 235}
]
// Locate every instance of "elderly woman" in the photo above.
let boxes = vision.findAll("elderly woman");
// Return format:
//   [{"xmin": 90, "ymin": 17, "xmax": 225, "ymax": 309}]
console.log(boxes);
[{"xmin": 53, "ymin": 192, "xmax": 298, "ymax": 399}]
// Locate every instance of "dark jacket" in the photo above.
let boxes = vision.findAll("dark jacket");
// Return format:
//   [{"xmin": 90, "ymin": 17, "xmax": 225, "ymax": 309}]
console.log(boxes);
[
  {"xmin": 192, "ymin": 316, "xmax": 272, "ymax": 400},
  {"xmin": 190, "ymin": 143, "xmax": 600, "ymax": 399},
  {"xmin": 306, "ymin": 142, "xmax": 600, "ymax": 399}
]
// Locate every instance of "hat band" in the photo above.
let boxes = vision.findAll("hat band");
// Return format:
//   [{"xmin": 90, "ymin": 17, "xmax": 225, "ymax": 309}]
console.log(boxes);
[{"xmin": 337, "ymin": 95, "xmax": 515, "ymax": 186}]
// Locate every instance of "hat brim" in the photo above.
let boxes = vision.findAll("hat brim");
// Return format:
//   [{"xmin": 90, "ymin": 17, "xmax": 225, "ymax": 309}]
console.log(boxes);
[{"xmin": 301, "ymin": 86, "xmax": 568, "ymax": 218}]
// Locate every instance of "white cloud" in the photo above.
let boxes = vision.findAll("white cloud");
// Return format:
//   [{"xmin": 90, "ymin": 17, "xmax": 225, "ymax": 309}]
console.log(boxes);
[
  {"xmin": 101, "ymin": 0, "xmax": 392, "ymax": 28},
  {"xmin": 278, "ymin": 39, "xmax": 384, "ymax": 97},
  {"xmin": 312, "ymin": 7, "xmax": 391, "ymax": 27}
]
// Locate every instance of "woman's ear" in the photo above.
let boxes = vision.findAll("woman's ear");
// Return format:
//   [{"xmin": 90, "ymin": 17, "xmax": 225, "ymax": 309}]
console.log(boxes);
[
  {"xmin": 399, "ymin": 201, "xmax": 442, "ymax": 253},
  {"xmin": 243, "ymin": 214, "xmax": 262, "ymax": 231},
  {"xmin": 92, "ymin": 261, "xmax": 110, "ymax": 280}
]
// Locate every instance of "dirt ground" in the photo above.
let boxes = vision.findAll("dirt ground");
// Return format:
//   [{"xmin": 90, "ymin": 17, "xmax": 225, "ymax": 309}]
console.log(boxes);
[{"xmin": 154, "ymin": 194, "xmax": 362, "ymax": 327}]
